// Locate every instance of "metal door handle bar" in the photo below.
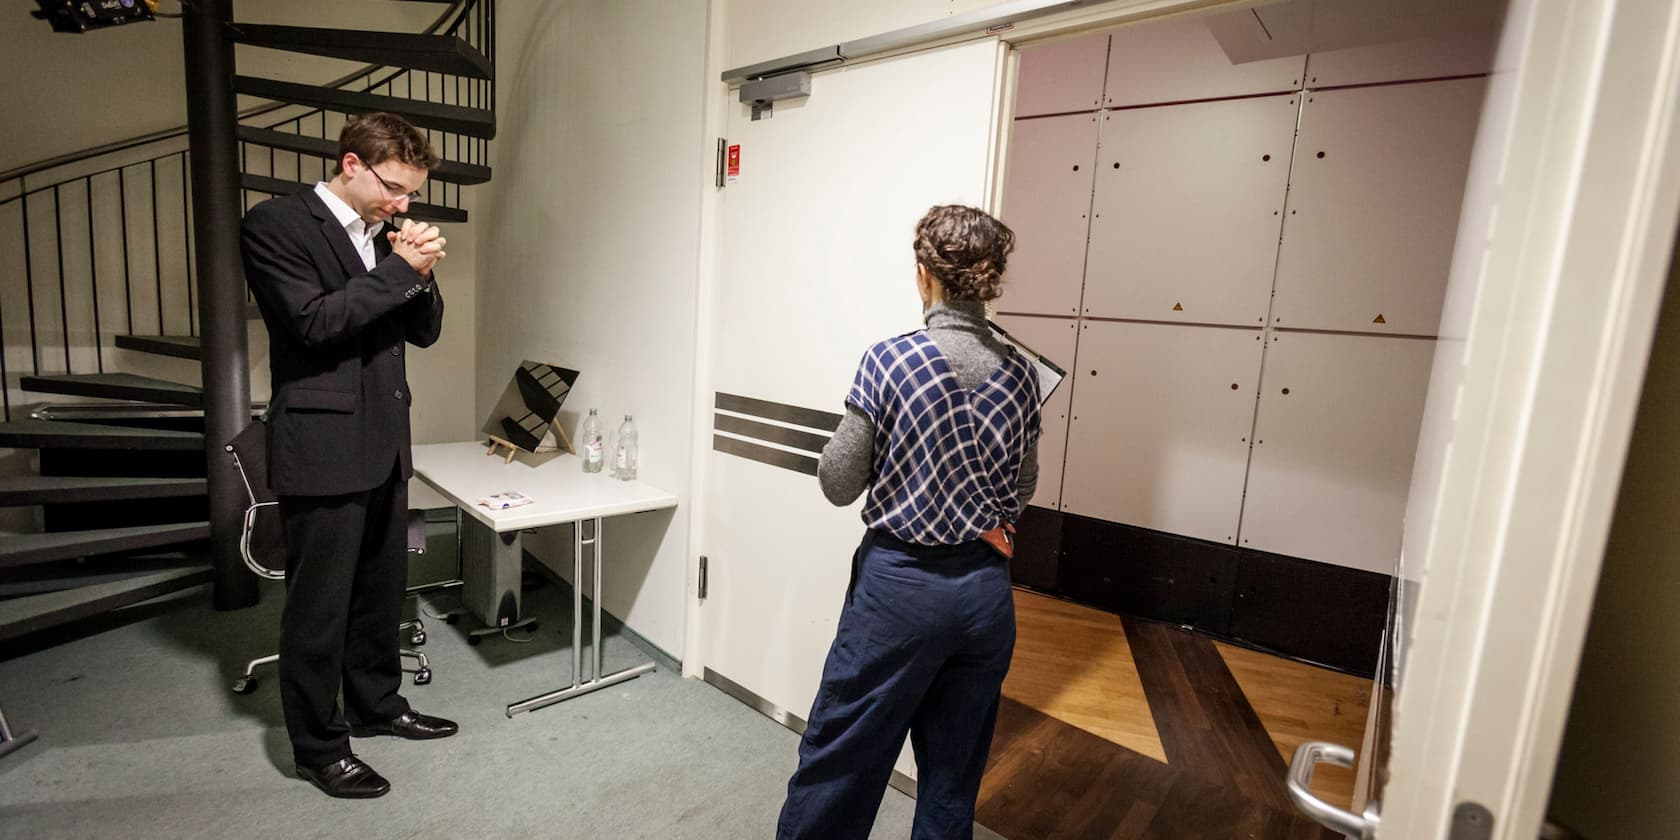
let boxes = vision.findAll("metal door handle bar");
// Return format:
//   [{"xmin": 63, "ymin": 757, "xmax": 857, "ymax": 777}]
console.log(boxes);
[{"xmin": 1288, "ymin": 741, "xmax": 1376, "ymax": 838}]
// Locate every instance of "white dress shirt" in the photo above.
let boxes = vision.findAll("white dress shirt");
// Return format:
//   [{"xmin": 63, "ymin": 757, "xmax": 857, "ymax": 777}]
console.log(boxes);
[{"xmin": 314, "ymin": 181, "xmax": 378, "ymax": 271}]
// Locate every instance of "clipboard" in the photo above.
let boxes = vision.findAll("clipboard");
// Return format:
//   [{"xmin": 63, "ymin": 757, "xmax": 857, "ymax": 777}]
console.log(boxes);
[{"xmin": 988, "ymin": 319, "xmax": 1067, "ymax": 406}]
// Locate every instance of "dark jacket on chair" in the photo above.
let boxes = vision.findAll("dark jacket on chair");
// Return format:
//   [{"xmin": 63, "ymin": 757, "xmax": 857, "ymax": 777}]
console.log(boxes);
[{"xmin": 241, "ymin": 189, "xmax": 445, "ymax": 497}]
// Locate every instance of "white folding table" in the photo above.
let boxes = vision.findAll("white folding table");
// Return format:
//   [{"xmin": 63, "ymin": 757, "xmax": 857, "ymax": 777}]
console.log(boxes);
[{"xmin": 411, "ymin": 441, "xmax": 678, "ymax": 717}]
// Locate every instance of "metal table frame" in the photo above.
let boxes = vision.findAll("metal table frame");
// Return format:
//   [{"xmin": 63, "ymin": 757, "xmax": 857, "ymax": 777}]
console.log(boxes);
[
  {"xmin": 506, "ymin": 515, "xmax": 657, "ymax": 717},
  {"xmin": 410, "ymin": 441, "xmax": 677, "ymax": 720},
  {"xmin": 0, "ymin": 703, "xmax": 38, "ymax": 761}
]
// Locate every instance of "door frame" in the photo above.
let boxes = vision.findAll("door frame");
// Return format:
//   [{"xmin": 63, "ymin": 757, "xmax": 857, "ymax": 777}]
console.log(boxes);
[
  {"xmin": 685, "ymin": 3, "xmax": 1680, "ymax": 836},
  {"xmin": 1376, "ymin": 0, "xmax": 1680, "ymax": 836},
  {"xmin": 684, "ymin": 0, "xmax": 1263, "ymax": 674}
]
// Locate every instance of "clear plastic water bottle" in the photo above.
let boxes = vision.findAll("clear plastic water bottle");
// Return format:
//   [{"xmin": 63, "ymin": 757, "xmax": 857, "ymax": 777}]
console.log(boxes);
[
  {"xmin": 581, "ymin": 409, "xmax": 604, "ymax": 473},
  {"xmin": 612, "ymin": 414, "xmax": 638, "ymax": 481}
]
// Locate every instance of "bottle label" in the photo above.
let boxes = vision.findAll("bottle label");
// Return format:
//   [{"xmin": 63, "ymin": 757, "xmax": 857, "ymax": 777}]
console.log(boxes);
[
  {"xmin": 586, "ymin": 439, "xmax": 602, "ymax": 464},
  {"xmin": 616, "ymin": 446, "xmax": 628, "ymax": 470}
]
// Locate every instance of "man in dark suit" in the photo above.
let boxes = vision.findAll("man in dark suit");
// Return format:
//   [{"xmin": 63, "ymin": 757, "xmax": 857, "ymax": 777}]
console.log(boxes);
[{"xmin": 241, "ymin": 112, "xmax": 457, "ymax": 799}]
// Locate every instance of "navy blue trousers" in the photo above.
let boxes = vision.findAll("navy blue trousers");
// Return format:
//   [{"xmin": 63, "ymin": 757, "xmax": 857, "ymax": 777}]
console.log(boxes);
[{"xmin": 778, "ymin": 529, "xmax": 1016, "ymax": 840}]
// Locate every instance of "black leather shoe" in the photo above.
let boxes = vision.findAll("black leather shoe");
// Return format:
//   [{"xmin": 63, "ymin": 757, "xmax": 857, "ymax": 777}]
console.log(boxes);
[
  {"xmin": 295, "ymin": 755, "xmax": 390, "ymax": 799},
  {"xmin": 349, "ymin": 709, "xmax": 458, "ymax": 740}
]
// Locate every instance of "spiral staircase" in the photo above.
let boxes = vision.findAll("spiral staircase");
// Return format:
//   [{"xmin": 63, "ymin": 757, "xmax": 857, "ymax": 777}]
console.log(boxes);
[{"xmin": 0, "ymin": 0, "xmax": 496, "ymax": 646}]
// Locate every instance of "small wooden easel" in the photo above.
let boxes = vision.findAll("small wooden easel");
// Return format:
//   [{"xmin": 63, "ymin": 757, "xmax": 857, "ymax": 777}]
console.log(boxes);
[
  {"xmin": 486, "ymin": 423, "xmax": 574, "ymax": 464},
  {"xmin": 485, "ymin": 435, "xmax": 521, "ymax": 463}
]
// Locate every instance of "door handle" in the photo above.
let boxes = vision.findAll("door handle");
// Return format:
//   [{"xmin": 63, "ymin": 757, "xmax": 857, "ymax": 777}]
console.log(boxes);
[{"xmin": 1288, "ymin": 741, "xmax": 1378, "ymax": 839}]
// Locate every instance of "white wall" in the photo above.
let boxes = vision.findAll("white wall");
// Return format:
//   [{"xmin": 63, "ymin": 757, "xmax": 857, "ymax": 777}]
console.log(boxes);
[
  {"xmin": 408, "ymin": 197, "xmax": 480, "ymax": 449},
  {"xmin": 479, "ymin": 0, "xmax": 708, "ymax": 657},
  {"xmin": 1546, "ymin": 244, "xmax": 1680, "ymax": 838}
]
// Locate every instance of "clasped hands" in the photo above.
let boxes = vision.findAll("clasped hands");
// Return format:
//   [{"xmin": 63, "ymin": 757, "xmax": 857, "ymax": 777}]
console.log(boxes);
[{"xmin": 389, "ymin": 219, "xmax": 447, "ymax": 278}]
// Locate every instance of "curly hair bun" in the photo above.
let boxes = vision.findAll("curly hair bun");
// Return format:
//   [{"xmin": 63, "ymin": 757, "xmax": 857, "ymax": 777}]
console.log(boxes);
[{"xmin": 913, "ymin": 205, "xmax": 1016, "ymax": 302}]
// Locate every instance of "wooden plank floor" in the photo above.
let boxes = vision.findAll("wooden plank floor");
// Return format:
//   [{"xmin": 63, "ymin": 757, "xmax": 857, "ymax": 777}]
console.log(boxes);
[
  {"xmin": 1217, "ymin": 641, "xmax": 1370, "ymax": 808},
  {"xmin": 1001, "ymin": 588, "xmax": 1166, "ymax": 762},
  {"xmin": 978, "ymin": 590, "xmax": 1370, "ymax": 839}
]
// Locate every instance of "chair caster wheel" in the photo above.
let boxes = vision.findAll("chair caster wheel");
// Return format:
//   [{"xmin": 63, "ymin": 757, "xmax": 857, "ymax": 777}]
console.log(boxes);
[
  {"xmin": 232, "ymin": 677, "xmax": 258, "ymax": 695},
  {"xmin": 414, "ymin": 669, "xmax": 432, "ymax": 686},
  {"xmin": 444, "ymin": 613, "xmax": 459, "ymax": 625},
  {"xmin": 411, "ymin": 631, "xmax": 427, "ymax": 646},
  {"xmin": 467, "ymin": 635, "xmax": 482, "ymax": 647}
]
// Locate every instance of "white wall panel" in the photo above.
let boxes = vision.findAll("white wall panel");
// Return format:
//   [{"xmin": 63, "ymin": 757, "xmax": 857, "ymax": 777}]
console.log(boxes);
[
  {"xmin": 1304, "ymin": 28, "xmax": 1498, "ymax": 88},
  {"xmin": 1015, "ymin": 32, "xmax": 1109, "ymax": 118},
  {"xmin": 1240, "ymin": 332, "xmax": 1435, "ymax": 573},
  {"xmin": 997, "ymin": 113, "xmax": 1100, "ymax": 316},
  {"xmin": 1082, "ymin": 95, "xmax": 1297, "ymax": 325},
  {"xmin": 994, "ymin": 315, "xmax": 1079, "ymax": 510},
  {"xmin": 1273, "ymin": 78, "xmax": 1485, "ymax": 335},
  {"xmin": 1105, "ymin": 14, "xmax": 1304, "ymax": 108},
  {"xmin": 1061, "ymin": 321, "xmax": 1260, "ymax": 543}
]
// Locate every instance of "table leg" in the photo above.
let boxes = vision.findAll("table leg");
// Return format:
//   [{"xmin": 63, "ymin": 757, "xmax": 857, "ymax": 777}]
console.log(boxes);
[
  {"xmin": 0, "ymin": 704, "xmax": 38, "ymax": 761},
  {"xmin": 507, "ymin": 517, "xmax": 654, "ymax": 717},
  {"xmin": 593, "ymin": 515, "xmax": 603, "ymax": 682},
  {"xmin": 572, "ymin": 516, "xmax": 584, "ymax": 691}
]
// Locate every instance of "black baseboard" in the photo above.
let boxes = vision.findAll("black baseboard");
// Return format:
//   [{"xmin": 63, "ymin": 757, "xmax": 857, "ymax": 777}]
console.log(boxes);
[{"xmin": 1012, "ymin": 508, "xmax": 1389, "ymax": 678}]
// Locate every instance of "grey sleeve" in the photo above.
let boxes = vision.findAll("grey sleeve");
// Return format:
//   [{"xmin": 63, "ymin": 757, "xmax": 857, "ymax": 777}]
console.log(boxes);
[
  {"xmin": 817, "ymin": 404, "xmax": 875, "ymax": 506},
  {"xmin": 1016, "ymin": 439, "xmax": 1039, "ymax": 512}
]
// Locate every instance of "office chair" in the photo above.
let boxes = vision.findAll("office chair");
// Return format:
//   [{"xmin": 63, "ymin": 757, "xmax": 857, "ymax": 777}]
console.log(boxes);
[{"xmin": 224, "ymin": 420, "xmax": 433, "ymax": 694}]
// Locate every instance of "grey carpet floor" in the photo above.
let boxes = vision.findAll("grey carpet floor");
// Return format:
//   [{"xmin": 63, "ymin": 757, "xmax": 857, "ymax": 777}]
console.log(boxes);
[{"xmin": 0, "ymin": 526, "xmax": 1005, "ymax": 839}]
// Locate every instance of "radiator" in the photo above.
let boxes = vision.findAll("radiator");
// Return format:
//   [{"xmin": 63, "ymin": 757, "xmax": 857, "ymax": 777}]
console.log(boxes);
[{"xmin": 460, "ymin": 515, "xmax": 523, "ymax": 627}]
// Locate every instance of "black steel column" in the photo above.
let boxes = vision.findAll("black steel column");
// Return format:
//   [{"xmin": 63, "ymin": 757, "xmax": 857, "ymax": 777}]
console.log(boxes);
[{"xmin": 183, "ymin": 0, "xmax": 256, "ymax": 609}]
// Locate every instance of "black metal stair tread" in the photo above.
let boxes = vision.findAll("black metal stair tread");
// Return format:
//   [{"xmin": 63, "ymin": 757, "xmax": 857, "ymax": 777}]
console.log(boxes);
[
  {"xmin": 241, "ymin": 174, "xmax": 468, "ymax": 223},
  {"xmin": 235, "ymin": 127, "xmax": 491, "ymax": 185},
  {"xmin": 230, "ymin": 24, "xmax": 493, "ymax": 81},
  {"xmin": 114, "ymin": 334, "xmax": 201, "ymax": 361},
  {"xmin": 0, "ymin": 552, "xmax": 213, "ymax": 597},
  {"xmin": 234, "ymin": 76, "xmax": 495, "ymax": 139},
  {"xmin": 0, "ymin": 523, "xmax": 211, "ymax": 569},
  {"xmin": 0, "ymin": 420, "xmax": 204, "ymax": 450},
  {"xmin": 0, "ymin": 476, "xmax": 207, "ymax": 506},
  {"xmin": 21, "ymin": 373, "xmax": 202, "ymax": 408},
  {"xmin": 0, "ymin": 563, "xmax": 213, "ymax": 643}
]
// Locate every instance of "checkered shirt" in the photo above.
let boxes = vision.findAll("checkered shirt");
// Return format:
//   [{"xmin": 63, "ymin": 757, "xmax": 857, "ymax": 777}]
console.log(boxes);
[{"xmin": 846, "ymin": 330, "xmax": 1042, "ymax": 545}]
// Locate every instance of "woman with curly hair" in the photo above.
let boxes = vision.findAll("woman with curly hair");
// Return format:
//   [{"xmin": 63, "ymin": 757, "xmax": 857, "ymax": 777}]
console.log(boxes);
[{"xmin": 777, "ymin": 205, "xmax": 1043, "ymax": 840}]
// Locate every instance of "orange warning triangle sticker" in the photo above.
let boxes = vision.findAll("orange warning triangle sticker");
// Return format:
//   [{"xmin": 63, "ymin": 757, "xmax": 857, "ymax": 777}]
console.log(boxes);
[
  {"xmin": 1172, "ymin": 302, "xmax": 1184, "ymax": 311},
  {"xmin": 1372, "ymin": 313, "xmax": 1387, "ymax": 324}
]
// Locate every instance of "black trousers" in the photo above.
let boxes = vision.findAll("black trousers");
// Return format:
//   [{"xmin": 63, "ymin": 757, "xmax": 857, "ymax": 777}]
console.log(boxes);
[{"xmin": 277, "ymin": 462, "xmax": 411, "ymax": 767}]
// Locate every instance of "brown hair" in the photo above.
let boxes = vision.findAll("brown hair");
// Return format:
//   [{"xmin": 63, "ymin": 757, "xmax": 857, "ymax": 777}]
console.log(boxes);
[
  {"xmin": 333, "ymin": 112, "xmax": 440, "ymax": 175},
  {"xmin": 912, "ymin": 205, "xmax": 1016, "ymax": 301}
]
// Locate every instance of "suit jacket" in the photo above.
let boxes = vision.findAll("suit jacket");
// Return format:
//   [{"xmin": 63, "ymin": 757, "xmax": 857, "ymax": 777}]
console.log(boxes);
[{"xmin": 240, "ymin": 189, "xmax": 445, "ymax": 497}]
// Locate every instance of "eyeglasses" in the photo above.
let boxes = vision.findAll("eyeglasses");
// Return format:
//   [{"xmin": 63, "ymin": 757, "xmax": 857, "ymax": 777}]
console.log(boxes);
[{"xmin": 362, "ymin": 165, "xmax": 424, "ymax": 202}]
